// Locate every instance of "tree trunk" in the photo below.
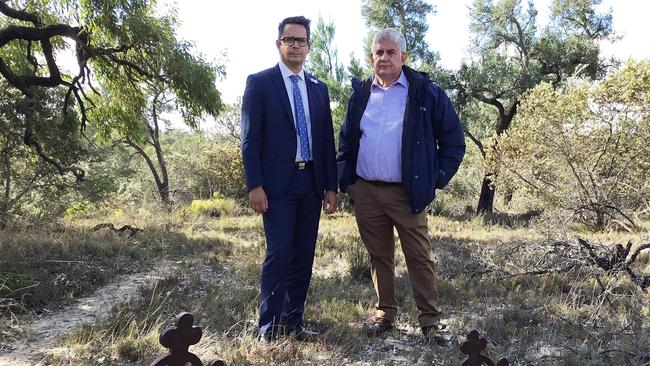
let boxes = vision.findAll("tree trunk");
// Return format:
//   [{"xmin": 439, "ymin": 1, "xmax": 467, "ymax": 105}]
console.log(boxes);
[
  {"xmin": 503, "ymin": 188, "xmax": 513, "ymax": 206},
  {"xmin": 595, "ymin": 209, "xmax": 606, "ymax": 231},
  {"xmin": 123, "ymin": 91, "xmax": 172, "ymax": 210},
  {"xmin": 476, "ymin": 174, "xmax": 495, "ymax": 215},
  {"xmin": 149, "ymin": 95, "xmax": 171, "ymax": 210},
  {"xmin": 472, "ymin": 102, "xmax": 518, "ymax": 216},
  {"xmin": 1, "ymin": 140, "xmax": 10, "ymax": 230},
  {"xmin": 0, "ymin": 202, "xmax": 7, "ymax": 230}
]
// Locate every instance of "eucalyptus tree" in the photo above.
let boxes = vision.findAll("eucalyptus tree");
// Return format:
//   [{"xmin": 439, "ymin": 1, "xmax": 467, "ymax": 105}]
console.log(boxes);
[
  {"xmin": 445, "ymin": 0, "xmax": 613, "ymax": 214},
  {"xmin": 0, "ymin": 79, "xmax": 112, "ymax": 228},
  {"xmin": 0, "ymin": 0, "xmax": 223, "ymax": 199}
]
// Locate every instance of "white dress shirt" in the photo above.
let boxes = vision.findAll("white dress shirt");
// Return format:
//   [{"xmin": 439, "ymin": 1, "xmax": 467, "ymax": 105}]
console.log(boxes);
[{"xmin": 278, "ymin": 61, "xmax": 313, "ymax": 162}]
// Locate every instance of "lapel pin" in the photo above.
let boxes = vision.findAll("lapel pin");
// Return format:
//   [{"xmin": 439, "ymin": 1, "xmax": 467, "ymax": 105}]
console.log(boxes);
[{"xmin": 309, "ymin": 77, "xmax": 318, "ymax": 84}]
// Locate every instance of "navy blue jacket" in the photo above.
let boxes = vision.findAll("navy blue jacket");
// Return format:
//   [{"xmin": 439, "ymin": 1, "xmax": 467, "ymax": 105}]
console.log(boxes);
[
  {"xmin": 241, "ymin": 65, "xmax": 337, "ymax": 199},
  {"xmin": 337, "ymin": 65, "xmax": 465, "ymax": 213}
]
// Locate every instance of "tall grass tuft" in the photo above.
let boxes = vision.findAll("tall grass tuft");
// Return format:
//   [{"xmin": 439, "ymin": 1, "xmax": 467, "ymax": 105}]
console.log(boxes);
[
  {"xmin": 189, "ymin": 192, "xmax": 240, "ymax": 218},
  {"xmin": 343, "ymin": 235, "xmax": 371, "ymax": 281}
]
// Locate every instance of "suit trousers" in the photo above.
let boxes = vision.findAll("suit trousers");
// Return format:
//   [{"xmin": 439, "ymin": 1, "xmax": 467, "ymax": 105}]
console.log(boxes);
[
  {"xmin": 351, "ymin": 178, "xmax": 441, "ymax": 327},
  {"xmin": 258, "ymin": 164, "xmax": 322, "ymax": 336}
]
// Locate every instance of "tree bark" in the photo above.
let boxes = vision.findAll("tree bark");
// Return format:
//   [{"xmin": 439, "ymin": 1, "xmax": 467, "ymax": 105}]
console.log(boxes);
[
  {"xmin": 476, "ymin": 174, "xmax": 495, "ymax": 215},
  {"xmin": 472, "ymin": 102, "xmax": 518, "ymax": 215},
  {"xmin": 149, "ymin": 92, "xmax": 171, "ymax": 208},
  {"xmin": 123, "ymin": 90, "xmax": 172, "ymax": 210},
  {"xmin": 1, "ymin": 137, "xmax": 11, "ymax": 230}
]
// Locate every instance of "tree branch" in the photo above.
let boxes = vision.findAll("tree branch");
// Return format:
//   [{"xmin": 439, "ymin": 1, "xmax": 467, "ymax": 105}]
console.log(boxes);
[
  {"xmin": 472, "ymin": 92, "xmax": 505, "ymax": 117},
  {"xmin": 464, "ymin": 128, "xmax": 485, "ymax": 158},
  {"xmin": 0, "ymin": 0, "xmax": 41, "ymax": 26},
  {"xmin": 626, "ymin": 243, "xmax": 650, "ymax": 267},
  {"xmin": 123, "ymin": 137, "xmax": 163, "ymax": 188},
  {"xmin": 0, "ymin": 24, "xmax": 82, "ymax": 48},
  {"xmin": 17, "ymin": 97, "xmax": 85, "ymax": 181}
]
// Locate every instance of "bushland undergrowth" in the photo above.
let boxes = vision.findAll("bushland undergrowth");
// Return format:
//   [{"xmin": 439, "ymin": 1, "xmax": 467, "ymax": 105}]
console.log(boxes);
[{"xmin": 1, "ymin": 210, "xmax": 649, "ymax": 365}]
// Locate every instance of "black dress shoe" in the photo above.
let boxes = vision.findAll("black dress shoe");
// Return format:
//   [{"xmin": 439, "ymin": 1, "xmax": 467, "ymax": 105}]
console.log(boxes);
[
  {"xmin": 259, "ymin": 330, "xmax": 278, "ymax": 343},
  {"xmin": 285, "ymin": 323, "xmax": 318, "ymax": 341},
  {"xmin": 421, "ymin": 323, "xmax": 447, "ymax": 345},
  {"xmin": 367, "ymin": 319, "xmax": 393, "ymax": 337}
]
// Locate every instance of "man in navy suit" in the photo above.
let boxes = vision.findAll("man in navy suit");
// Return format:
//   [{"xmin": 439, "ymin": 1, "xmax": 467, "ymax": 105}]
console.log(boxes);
[{"xmin": 240, "ymin": 16, "xmax": 337, "ymax": 342}]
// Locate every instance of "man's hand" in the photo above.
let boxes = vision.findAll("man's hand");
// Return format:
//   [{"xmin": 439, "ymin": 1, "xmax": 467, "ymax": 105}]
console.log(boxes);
[
  {"xmin": 249, "ymin": 186, "xmax": 268, "ymax": 214},
  {"xmin": 323, "ymin": 190, "xmax": 337, "ymax": 214}
]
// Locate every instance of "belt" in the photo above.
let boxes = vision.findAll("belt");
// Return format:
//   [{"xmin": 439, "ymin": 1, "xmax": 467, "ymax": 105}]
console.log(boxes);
[
  {"xmin": 295, "ymin": 161, "xmax": 313, "ymax": 170},
  {"xmin": 362, "ymin": 178, "xmax": 402, "ymax": 187}
]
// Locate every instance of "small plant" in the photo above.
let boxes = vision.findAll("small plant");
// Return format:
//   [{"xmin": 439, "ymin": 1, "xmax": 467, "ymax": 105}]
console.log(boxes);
[
  {"xmin": 343, "ymin": 235, "xmax": 371, "ymax": 281},
  {"xmin": 189, "ymin": 192, "xmax": 239, "ymax": 218},
  {"xmin": 63, "ymin": 201, "xmax": 101, "ymax": 220}
]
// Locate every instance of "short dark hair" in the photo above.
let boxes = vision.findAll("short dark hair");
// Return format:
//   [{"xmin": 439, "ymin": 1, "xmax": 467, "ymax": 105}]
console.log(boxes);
[{"xmin": 278, "ymin": 16, "xmax": 311, "ymax": 40}]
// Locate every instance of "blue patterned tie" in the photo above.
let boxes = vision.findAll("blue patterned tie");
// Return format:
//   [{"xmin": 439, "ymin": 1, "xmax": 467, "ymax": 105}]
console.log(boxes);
[{"xmin": 289, "ymin": 74, "xmax": 311, "ymax": 161}]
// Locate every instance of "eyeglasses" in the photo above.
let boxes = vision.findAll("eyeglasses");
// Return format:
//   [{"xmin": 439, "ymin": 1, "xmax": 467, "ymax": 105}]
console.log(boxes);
[{"xmin": 279, "ymin": 37, "xmax": 309, "ymax": 47}]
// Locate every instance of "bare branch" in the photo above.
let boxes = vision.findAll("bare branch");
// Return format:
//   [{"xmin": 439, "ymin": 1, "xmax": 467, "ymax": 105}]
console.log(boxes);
[
  {"xmin": 626, "ymin": 243, "xmax": 650, "ymax": 267},
  {"xmin": 464, "ymin": 128, "xmax": 485, "ymax": 158}
]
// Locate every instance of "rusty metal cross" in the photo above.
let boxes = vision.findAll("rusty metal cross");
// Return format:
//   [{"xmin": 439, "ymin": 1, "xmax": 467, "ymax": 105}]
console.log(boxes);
[
  {"xmin": 460, "ymin": 330, "xmax": 509, "ymax": 366},
  {"xmin": 150, "ymin": 312, "xmax": 224, "ymax": 366}
]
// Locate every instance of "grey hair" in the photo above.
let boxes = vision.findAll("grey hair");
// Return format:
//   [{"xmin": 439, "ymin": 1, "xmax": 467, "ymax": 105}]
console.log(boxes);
[{"xmin": 372, "ymin": 28, "xmax": 407, "ymax": 53}]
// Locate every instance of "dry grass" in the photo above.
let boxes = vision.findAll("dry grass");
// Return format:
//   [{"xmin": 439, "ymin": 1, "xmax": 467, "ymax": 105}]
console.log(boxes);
[{"xmin": 2, "ymin": 210, "xmax": 649, "ymax": 365}]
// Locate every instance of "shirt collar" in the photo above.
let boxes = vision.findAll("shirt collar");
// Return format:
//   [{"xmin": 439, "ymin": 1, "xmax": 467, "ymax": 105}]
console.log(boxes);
[
  {"xmin": 372, "ymin": 70, "xmax": 408, "ymax": 89},
  {"xmin": 278, "ymin": 61, "xmax": 304, "ymax": 81}
]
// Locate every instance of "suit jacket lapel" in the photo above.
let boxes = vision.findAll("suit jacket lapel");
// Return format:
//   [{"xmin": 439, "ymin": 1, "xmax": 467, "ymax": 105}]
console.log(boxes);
[
  {"xmin": 305, "ymin": 71, "xmax": 319, "ymax": 138},
  {"xmin": 270, "ymin": 65, "xmax": 296, "ymax": 130}
]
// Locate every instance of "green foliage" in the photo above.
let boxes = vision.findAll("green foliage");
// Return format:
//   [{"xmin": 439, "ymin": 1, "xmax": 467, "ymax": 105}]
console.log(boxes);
[
  {"xmin": 549, "ymin": 0, "xmax": 613, "ymax": 40},
  {"xmin": 458, "ymin": 0, "xmax": 613, "ymax": 115},
  {"xmin": 497, "ymin": 61, "xmax": 650, "ymax": 230},
  {"xmin": 195, "ymin": 144, "xmax": 247, "ymax": 203},
  {"xmin": 165, "ymin": 139, "xmax": 248, "ymax": 203},
  {"xmin": 214, "ymin": 99, "xmax": 242, "ymax": 145},
  {"xmin": 0, "ymin": 80, "xmax": 119, "ymax": 228},
  {"xmin": 439, "ymin": 0, "xmax": 614, "ymax": 213},
  {"xmin": 361, "ymin": 0, "xmax": 438, "ymax": 66},
  {"xmin": 84, "ymin": 2, "xmax": 224, "ymax": 140},
  {"xmin": 307, "ymin": 17, "xmax": 360, "ymax": 129},
  {"xmin": 1, "ymin": 0, "xmax": 224, "ymax": 182},
  {"xmin": 63, "ymin": 201, "xmax": 100, "ymax": 220}
]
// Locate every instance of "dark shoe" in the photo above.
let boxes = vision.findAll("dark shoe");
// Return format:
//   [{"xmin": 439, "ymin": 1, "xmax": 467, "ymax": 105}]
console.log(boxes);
[
  {"xmin": 421, "ymin": 323, "xmax": 447, "ymax": 345},
  {"xmin": 367, "ymin": 319, "xmax": 393, "ymax": 337},
  {"xmin": 258, "ymin": 330, "xmax": 278, "ymax": 343},
  {"xmin": 285, "ymin": 323, "xmax": 318, "ymax": 341}
]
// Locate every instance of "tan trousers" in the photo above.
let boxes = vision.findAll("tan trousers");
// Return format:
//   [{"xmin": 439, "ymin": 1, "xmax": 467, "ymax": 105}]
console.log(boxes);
[{"xmin": 350, "ymin": 178, "xmax": 441, "ymax": 327}]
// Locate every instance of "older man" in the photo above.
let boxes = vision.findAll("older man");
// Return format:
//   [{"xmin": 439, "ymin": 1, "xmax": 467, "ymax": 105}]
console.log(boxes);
[
  {"xmin": 337, "ymin": 28, "xmax": 465, "ymax": 338},
  {"xmin": 241, "ymin": 16, "xmax": 338, "ymax": 342}
]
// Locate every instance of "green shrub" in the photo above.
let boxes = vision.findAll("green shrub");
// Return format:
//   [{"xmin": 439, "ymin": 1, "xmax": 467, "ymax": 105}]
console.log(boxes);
[
  {"xmin": 189, "ymin": 194, "xmax": 239, "ymax": 217},
  {"xmin": 196, "ymin": 145, "xmax": 248, "ymax": 202},
  {"xmin": 63, "ymin": 201, "xmax": 102, "ymax": 220}
]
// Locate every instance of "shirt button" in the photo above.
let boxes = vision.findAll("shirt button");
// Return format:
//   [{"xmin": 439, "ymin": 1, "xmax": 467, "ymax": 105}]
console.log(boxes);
[
  {"xmin": 417, "ymin": 140, "xmax": 420, "ymax": 144},
  {"xmin": 415, "ymin": 175, "xmax": 419, "ymax": 179}
]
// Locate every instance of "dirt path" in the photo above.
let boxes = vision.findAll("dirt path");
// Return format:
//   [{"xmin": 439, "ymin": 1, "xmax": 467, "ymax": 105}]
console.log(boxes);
[{"xmin": 0, "ymin": 260, "xmax": 174, "ymax": 366}]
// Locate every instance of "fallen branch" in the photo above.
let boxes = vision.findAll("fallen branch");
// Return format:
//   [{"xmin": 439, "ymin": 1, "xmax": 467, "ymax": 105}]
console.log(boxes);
[
  {"xmin": 92, "ymin": 223, "xmax": 142, "ymax": 237},
  {"xmin": 578, "ymin": 237, "xmax": 650, "ymax": 290}
]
